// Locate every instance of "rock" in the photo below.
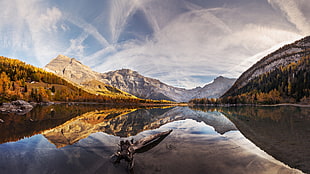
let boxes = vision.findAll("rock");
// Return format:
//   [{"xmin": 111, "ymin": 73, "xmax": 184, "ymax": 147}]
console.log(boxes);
[
  {"xmin": 0, "ymin": 100, "xmax": 33, "ymax": 114},
  {"xmin": 39, "ymin": 102, "xmax": 54, "ymax": 106}
]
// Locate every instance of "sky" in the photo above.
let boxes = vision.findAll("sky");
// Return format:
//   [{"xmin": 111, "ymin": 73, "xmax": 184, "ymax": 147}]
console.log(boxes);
[{"xmin": 1, "ymin": 0, "xmax": 310, "ymax": 89}]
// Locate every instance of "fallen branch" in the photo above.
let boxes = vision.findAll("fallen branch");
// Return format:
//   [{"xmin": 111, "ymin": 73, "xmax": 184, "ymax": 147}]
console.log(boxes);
[{"xmin": 111, "ymin": 129, "xmax": 173, "ymax": 170}]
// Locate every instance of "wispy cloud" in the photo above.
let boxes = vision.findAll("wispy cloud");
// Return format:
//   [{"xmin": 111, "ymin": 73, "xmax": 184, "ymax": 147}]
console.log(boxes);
[
  {"xmin": 36, "ymin": 7, "xmax": 63, "ymax": 32},
  {"xmin": 92, "ymin": 3, "xmax": 302, "ymax": 88},
  {"xmin": 0, "ymin": 0, "xmax": 309, "ymax": 88},
  {"xmin": 109, "ymin": 0, "xmax": 138, "ymax": 43},
  {"xmin": 64, "ymin": 32, "xmax": 88, "ymax": 58},
  {"xmin": 0, "ymin": 0, "xmax": 67, "ymax": 66},
  {"xmin": 65, "ymin": 14, "xmax": 110, "ymax": 48},
  {"xmin": 268, "ymin": 0, "xmax": 310, "ymax": 35}
]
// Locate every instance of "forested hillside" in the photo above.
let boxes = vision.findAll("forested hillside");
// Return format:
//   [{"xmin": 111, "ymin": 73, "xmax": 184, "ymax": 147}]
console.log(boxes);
[
  {"xmin": 190, "ymin": 36, "xmax": 310, "ymax": 105},
  {"xmin": 0, "ymin": 56, "xmax": 166, "ymax": 104},
  {"xmin": 190, "ymin": 55, "xmax": 310, "ymax": 104},
  {"xmin": 221, "ymin": 55, "xmax": 310, "ymax": 104},
  {"xmin": 224, "ymin": 56, "xmax": 310, "ymax": 103}
]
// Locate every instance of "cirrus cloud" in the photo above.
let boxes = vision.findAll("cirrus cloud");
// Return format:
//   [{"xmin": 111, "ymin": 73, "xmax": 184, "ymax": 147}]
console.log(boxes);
[{"xmin": 0, "ymin": 0, "xmax": 309, "ymax": 88}]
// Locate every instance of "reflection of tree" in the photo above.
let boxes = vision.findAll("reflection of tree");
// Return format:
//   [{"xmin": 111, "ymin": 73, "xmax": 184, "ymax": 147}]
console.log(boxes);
[
  {"xmin": 190, "ymin": 105, "xmax": 309, "ymax": 122},
  {"xmin": 42, "ymin": 107, "xmax": 176, "ymax": 148},
  {"xmin": 43, "ymin": 108, "xmax": 136, "ymax": 148},
  {"xmin": 216, "ymin": 105, "xmax": 310, "ymax": 173},
  {"xmin": 0, "ymin": 104, "xmax": 142, "ymax": 144}
]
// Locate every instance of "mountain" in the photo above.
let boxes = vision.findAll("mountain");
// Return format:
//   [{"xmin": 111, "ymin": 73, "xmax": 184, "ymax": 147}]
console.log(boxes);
[
  {"xmin": 222, "ymin": 36, "xmax": 310, "ymax": 103},
  {"xmin": 100, "ymin": 70, "xmax": 235, "ymax": 102},
  {"xmin": 44, "ymin": 55, "xmax": 134, "ymax": 98},
  {"xmin": 44, "ymin": 55, "xmax": 99, "ymax": 83},
  {"xmin": 0, "ymin": 56, "xmax": 141, "ymax": 103},
  {"xmin": 191, "ymin": 76, "xmax": 236, "ymax": 99},
  {"xmin": 99, "ymin": 68, "xmax": 186, "ymax": 101},
  {"xmin": 45, "ymin": 55, "xmax": 235, "ymax": 102}
]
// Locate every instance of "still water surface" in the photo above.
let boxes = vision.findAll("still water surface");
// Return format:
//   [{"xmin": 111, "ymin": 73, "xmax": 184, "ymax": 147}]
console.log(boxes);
[{"xmin": 0, "ymin": 104, "xmax": 308, "ymax": 174}]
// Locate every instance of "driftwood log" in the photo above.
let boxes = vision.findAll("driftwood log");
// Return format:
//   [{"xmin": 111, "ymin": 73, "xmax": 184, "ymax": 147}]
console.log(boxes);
[{"xmin": 111, "ymin": 129, "xmax": 173, "ymax": 170}]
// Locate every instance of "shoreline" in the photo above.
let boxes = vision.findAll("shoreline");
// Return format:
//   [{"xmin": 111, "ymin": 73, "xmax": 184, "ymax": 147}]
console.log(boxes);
[
  {"xmin": 265, "ymin": 103, "xmax": 310, "ymax": 108},
  {"xmin": 0, "ymin": 100, "xmax": 188, "ymax": 114},
  {"xmin": 48, "ymin": 101, "xmax": 188, "ymax": 107},
  {"xmin": 189, "ymin": 103, "xmax": 310, "ymax": 107}
]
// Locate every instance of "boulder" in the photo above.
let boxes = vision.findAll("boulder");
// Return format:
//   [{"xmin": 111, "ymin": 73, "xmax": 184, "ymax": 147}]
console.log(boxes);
[{"xmin": 0, "ymin": 100, "xmax": 33, "ymax": 114}]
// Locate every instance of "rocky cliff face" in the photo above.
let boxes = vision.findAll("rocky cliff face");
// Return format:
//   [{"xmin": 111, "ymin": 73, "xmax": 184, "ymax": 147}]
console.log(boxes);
[
  {"xmin": 44, "ymin": 55, "xmax": 134, "ymax": 97},
  {"xmin": 44, "ymin": 55, "xmax": 100, "ymax": 83},
  {"xmin": 192, "ymin": 76, "xmax": 236, "ymax": 99},
  {"xmin": 45, "ymin": 55, "xmax": 235, "ymax": 102},
  {"xmin": 100, "ymin": 69, "xmax": 186, "ymax": 101},
  {"xmin": 100, "ymin": 69, "xmax": 235, "ymax": 102},
  {"xmin": 224, "ymin": 36, "xmax": 310, "ymax": 97}
]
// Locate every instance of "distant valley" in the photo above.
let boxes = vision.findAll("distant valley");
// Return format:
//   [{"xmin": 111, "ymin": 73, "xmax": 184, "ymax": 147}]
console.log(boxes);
[{"xmin": 45, "ymin": 55, "xmax": 235, "ymax": 102}]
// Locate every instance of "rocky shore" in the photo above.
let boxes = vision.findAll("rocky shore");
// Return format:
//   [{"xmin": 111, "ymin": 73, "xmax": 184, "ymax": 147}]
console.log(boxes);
[{"xmin": 0, "ymin": 100, "xmax": 34, "ymax": 115}]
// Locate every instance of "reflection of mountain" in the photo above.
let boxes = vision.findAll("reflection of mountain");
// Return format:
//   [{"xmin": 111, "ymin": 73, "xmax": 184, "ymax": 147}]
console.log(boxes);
[
  {"xmin": 43, "ymin": 107, "xmax": 237, "ymax": 148},
  {"xmin": 220, "ymin": 106, "xmax": 310, "ymax": 174},
  {"xmin": 43, "ymin": 108, "xmax": 136, "ymax": 148},
  {"xmin": 1, "ymin": 117, "xmax": 300, "ymax": 174}
]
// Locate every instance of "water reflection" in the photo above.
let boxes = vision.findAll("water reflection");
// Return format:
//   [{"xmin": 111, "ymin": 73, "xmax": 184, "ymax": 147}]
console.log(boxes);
[
  {"xmin": 111, "ymin": 129, "xmax": 173, "ymax": 172},
  {"xmin": 42, "ymin": 106, "xmax": 240, "ymax": 148},
  {"xmin": 0, "ymin": 105, "xmax": 305, "ymax": 174},
  {"xmin": 0, "ymin": 104, "xmax": 171, "ymax": 144},
  {"xmin": 216, "ymin": 106, "xmax": 310, "ymax": 174},
  {"xmin": 0, "ymin": 104, "xmax": 90, "ymax": 144}
]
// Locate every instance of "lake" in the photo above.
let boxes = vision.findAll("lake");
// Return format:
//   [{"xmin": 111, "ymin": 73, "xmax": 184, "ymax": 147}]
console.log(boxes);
[{"xmin": 0, "ymin": 104, "xmax": 308, "ymax": 174}]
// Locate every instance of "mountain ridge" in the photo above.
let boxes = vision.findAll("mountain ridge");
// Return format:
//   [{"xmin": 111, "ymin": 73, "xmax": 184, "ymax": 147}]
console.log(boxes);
[
  {"xmin": 219, "ymin": 36, "xmax": 310, "ymax": 104},
  {"xmin": 45, "ymin": 55, "xmax": 236, "ymax": 102},
  {"xmin": 224, "ymin": 36, "xmax": 310, "ymax": 97}
]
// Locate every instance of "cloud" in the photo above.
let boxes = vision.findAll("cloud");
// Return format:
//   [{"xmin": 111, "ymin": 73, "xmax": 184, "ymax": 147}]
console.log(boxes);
[
  {"xmin": 65, "ymin": 15, "xmax": 110, "ymax": 48},
  {"xmin": 109, "ymin": 0, "xmax": 139, "ymax": 43},
  {"xmin": 92, "ymin": 5, "xmax": 301, "ymax": 88},
  {"xmin": 64, "ymin": 32, "xmax": 88, "ymax": 58},
  {"xmin": 0, "ymin": 0, "xmax": 61, "ymax": 65},
  {"xmin": 1, "ymin": 0, "xmax": 309, "ymax": 89},
  {"xmin": 36, "ymin": 7, "xmax": 63, "ymax": 32},
  {"xmin": 24, "ymin": 6, "xmax": 67, "ymax": 66},
  {"xmin": 268, "ymin": 0, "xmax": 310, "ymax": 35}
]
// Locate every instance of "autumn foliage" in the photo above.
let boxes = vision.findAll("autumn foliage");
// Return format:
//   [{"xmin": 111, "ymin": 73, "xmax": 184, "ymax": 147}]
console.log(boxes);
[
  {"xmin": 190, "ymin": 55, "xmax": 310, "ymax": 105},
  {"xmin": 0, "ymin": 56, "xmax": 172, "ymax": 104}
]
